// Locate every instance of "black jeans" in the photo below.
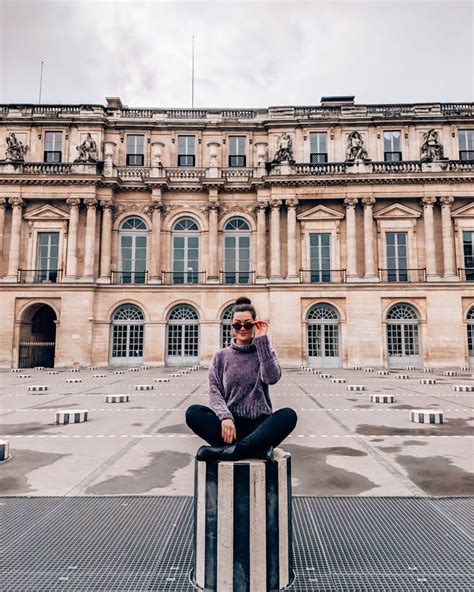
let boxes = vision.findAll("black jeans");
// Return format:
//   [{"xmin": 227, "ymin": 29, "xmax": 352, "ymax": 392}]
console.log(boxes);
[{"xmin": 185, "ymin": 404, "xmax": 298, "ymax": 452}]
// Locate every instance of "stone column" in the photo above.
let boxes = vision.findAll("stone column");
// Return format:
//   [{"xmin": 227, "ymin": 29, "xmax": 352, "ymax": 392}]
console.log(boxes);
[
  {"xmin": 421, "ymin": 196, "xmax": 438, "ymax": 280},
  {"xmin": 344, "ymin": 197, "xmax": 358, "ymax": 280},
  {"xmin": 362, "ymin": 196, "xmax": 377, "ymax": 279},
  {"xmin": 255, "ymin": 202, "xmax": 267, "ymax": 282},
  {"xmin": 82, "ymin": 197, "xmax": 98, "ymax": 281},
  {"xmin": 270, "ymin": 199, "xmax": 282, "ymax": 280},
  {"xmin": 98, "ymin": 200, "xmax": 114, "ymax": 282},
  {"xmin": 285, "ymin": 198, "xmax": 299, "ymax": 281},
  {"xmin": 65, "ymin": 198, "xmax": 81, "ymax": 280},
  {"xmin": 148, "ymin": 200, "xmax": 164, "ymax": 283},
  {"xmin": 439, "ymin": 196, "xmax": 457, "ymax": 279},
  {"xmin": 207, "ymin": 202, "xmax": 220, "ymax": 283},
  {"xmin": 0, "ymin": 198, "xmax": 6, "ymax": 264},
  {"xmin": 6, "ymin": 197, "xmax": 24, "ymax": 281}
]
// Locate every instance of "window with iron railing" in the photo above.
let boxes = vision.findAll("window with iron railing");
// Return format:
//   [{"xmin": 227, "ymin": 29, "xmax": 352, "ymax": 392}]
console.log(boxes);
[
  {"xmin": 310, "ymin": 132, "xmax": 328, "ymax": 163},
  {"xmin": 44, "ymin": 132, "xmax": 62, "ymax": 163},
  {"xmin": 126, "ymin": 135, "xmax": 145, "ymax": 166},
  {"xmin": 459, "ymin": 129, "xmax": 474, "ymax": 160},
  {"xmin": 384, "ymin": 131, "xmax": 402, "ymax": 162},
  {"xmin": 463, "ymin": 231, "xmax": 474, "ymax": 280},
  {"xmin": 178, "ymin": 135, "xmax": 196, "ymax": 167}
]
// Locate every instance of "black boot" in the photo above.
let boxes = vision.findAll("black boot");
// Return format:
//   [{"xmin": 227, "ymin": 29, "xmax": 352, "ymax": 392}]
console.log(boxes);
[{"xmin": 196, "ymin": 444, "xmax": 238, "ymax": 462}]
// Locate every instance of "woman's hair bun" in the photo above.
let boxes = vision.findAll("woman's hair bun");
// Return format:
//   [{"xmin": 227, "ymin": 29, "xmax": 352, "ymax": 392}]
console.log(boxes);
[{"xmin": 235, "ymin": 296, "xmax": 251, "ymax": 306}]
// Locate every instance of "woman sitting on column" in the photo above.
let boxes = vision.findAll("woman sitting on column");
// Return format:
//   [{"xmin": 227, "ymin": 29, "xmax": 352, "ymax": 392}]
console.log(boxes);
[{"xmin": 186, "ymin": 296, "xmax": 298, "ymax": 461}]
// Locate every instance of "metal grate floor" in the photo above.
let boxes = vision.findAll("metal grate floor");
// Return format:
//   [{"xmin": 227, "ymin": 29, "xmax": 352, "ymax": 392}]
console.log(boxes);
[{"xmin": 1, "ymin": 496, "xmax": 472, "ymax": 591}]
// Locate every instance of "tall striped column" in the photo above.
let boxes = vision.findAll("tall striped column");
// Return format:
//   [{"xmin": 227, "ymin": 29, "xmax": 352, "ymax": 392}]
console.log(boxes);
[{"xmin": 191, "ymin": 448, "xmax": 293, "ymax": 592}]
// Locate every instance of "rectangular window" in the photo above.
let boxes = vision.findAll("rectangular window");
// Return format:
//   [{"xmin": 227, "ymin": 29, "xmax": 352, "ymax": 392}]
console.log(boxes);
[
  {"xmin": 309, "ymin": 233, "xmax": 331, "ymax": 282},
  {"xmin": 310, "ymin": 132, "xmax": 328, "ymax": 163},
  {"xmin": 44, "ymin": 132, "xmax": 62, "ymax": 163},
  {"xmin": 384, "ymin": 131, "xmax": 402, "ymax": 162},
  {"xmin": 459, "ymin": 129, "xmax": 474, "ymax": 160},
  {"xmin": 386, "ymin": 232, "xmax": 408, "ymax": 281},
  {"xmin": 126, "ymin": 135, "xmax": 145, "ymax": 166},
  {"xmin": 178, "ymin": 135, "xmax": 195, "ymax": 167},
  {"xmin": 36, "ymin": 232, "xmax": 59, "ymax": 282},
  {"xmin": 229, "ymin": 136, "xmax": 246, "ymax": 167},
  {"xmin": 463, "ymin": 231, "xmax": 474, "ymax": 280}
]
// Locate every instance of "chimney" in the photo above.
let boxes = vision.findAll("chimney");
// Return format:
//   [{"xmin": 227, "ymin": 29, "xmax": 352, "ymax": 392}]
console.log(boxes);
[{"xmin": 106, "ymin": 97, "xmax": 123, "ymax": 109}]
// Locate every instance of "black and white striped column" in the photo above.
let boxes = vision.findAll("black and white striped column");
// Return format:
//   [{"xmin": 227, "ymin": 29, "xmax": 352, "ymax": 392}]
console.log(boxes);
[{"xmin": 191, "ymin": 448, "xmax": 293, "ymax": 592}]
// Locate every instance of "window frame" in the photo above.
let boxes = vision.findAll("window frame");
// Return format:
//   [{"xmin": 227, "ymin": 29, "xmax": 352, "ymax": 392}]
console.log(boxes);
[{"xmin": 44, "ymin": 131, "xmax": 63, "ymax": 163}]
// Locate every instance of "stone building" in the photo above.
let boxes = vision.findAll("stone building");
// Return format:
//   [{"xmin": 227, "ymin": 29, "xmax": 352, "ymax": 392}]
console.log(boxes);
[{"xmin": 0, "ymin": 96, "xmax": 472, "ymax": 369}]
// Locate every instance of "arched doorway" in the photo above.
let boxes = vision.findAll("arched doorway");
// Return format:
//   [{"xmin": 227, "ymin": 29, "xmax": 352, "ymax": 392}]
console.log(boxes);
[
  {"xmin": 221, "ymin": 304, "xmax": 234, "ymax": 348},
  {"xmin": 467, "ymin": 306, "xmax": 474, "ymax": 368},
  {"xmin": 166, "ymin": 304, "xmax": 199, "ymax": 365},
  {"xmin": 109, "ymin": 304, "xmax": 145, "ymax": 366},
  {"xmin": 19, "ymin": 303, "xmax": 57, "ymax": 368},
  {"xmin": 306, "ymin": 303, "xmax": 341, "ymax": 368},
  {"xmin": 386, "ymin": 303, "xmax": 421, "ymax": 367}
]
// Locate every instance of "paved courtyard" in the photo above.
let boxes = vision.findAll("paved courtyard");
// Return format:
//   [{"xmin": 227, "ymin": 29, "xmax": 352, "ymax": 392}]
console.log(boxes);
[{"xmin": 1, "ymin": 366, "xmax": 473, "ymax": 497}]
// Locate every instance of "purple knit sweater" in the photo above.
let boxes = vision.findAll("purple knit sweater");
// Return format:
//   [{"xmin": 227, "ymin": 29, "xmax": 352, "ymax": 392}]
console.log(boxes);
[{"xmin": 208, "ymin": 334, "xmax": 282, "ymax": 421}]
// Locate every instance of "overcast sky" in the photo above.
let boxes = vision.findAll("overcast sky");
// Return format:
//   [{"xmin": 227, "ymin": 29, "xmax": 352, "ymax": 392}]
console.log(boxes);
[{"xmin": 1, "ymin": 0, "xmax": 472, "ymax": 108}]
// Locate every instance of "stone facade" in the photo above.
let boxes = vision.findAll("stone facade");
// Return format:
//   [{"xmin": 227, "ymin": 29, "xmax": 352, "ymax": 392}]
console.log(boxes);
[{"xmin": 0, "ymin": 97, "xmax": 473, "ymax": 368}]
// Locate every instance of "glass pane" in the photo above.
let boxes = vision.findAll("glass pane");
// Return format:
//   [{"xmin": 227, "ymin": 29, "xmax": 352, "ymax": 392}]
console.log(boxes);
[
  {"xmin": 310, "ymin": 132, "xmax": 327, "ymax": 154},
  {"xmin": 174, "ymin": 236, "xmax": 185, "ymax": 248}
]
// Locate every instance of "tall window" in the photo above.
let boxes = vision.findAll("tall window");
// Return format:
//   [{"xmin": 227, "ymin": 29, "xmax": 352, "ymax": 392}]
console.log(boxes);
[
  {"xmin": 36, "ymin": 232, "xmax": 59, "ymax": 282},
  {"xmin": 386, "ymin": 303, "xmax": 420, "ymax": 366},
  {"xmin": 309, "ymin": 233, "xmax": 331, "ymax": 282},
  {"xmin": 126, "ymin": 135, "xmax": 145, "ymax": 166},
  {"xmin": 172, "ymin": 218, "xmax": 200, "ymax": 283},
  {"xmin": 306, "ymin": 303, "xmax": 341, "ymax": 368},
  {"xmin": 166, "ymin": 304, "xmax": 199, "ymax": 362},
  {"xmin": 384, "ymin": 131, "xmax": 402, "ymax": 162},
  {"xmin": 220, "ymin": 305, "xmax": 234, "ymax": 348},
  {"xmin": 119, "ymin": 217, "xmax": 147, "ymax": 284},
  {"xmin": 223, "ymin": 218, "xmax": 251, "ymax": 284},
  {"xmin": 44, "ymin": 132, "xmax": 62, "ymax": 163},
  {"xmin": 386, "ymin": 232, "xmax": 408, "ymax": 282},
  {"xmin": 229, "ymin": 136, "xmax": 246, "ymax": 167},
  {"xmin": 463, "ymin": 231, "xmax": 474, "ymax": 280},
  {"xmin": 310, "ymin": 132, "xmax": 327, "ymax": 163},
  {"xmin": 178, "ymin": 135, "xmax": 195, "ymax": 167},
  {"xmin": 110, "ymin": 304, "xmax": 144, "ymax": 365},
  {"xmin": 459, "ymin": 129, "xmax": 474, "ymax": 160}
]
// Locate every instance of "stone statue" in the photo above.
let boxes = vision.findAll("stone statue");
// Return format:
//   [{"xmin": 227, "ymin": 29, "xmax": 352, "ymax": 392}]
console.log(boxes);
[
  {"xmin": 75, "ymin": 133, "xmax": 98, "ymax": 162},
  {"xmin": 5, "ymin": 133, "xmax": 28, "ymax": 161},
  {"xmin": 420, "ymin": 129, "xmax": 444, "ymax": 161},
  {"xmin": 346, "ymin": 131, "xmax": 369, "ymax": 162},
  {"xmin": 272, "ymin": 133, "xmax": 294, "ymax": 163}
]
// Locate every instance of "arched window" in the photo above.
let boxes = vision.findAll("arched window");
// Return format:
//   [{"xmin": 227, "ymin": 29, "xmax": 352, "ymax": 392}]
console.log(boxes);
[
  {"xmin": 222, "ymin": 217, "xmax": 252, "ymax": 284},
  {"xmin": 221, "ymin": 305, "xmax": 234, "ymax": 348},
  {"xmin": 166, "ymin": 304, "xmax": 199, "ymax": 364},
  {"xmin": 118, "ymin": 217, "xmax": 147, "ymax": 284},
  {"xmin": 171, "ymin": 217, "xmax": 200, "ymax": 284},
  {"xmin": 306, "ymin": 303, "xmax": 341, "ymax": 368},
  {"xmin": 467, "ymin": 307, "xmax": 474, "ymax": 366},
  {"xmin": 386, "ymin": 303, "xmax": 421, "ymax": 367},
  {"xmin": 110, "ymin": 304, "xmax": 145, "ymax": 365}
]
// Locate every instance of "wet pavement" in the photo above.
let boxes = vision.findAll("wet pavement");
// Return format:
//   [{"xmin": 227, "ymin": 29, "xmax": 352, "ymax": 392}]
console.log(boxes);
[{"xmin": 1, "ymin": 366, "xmax": 473, "ymax": 497}]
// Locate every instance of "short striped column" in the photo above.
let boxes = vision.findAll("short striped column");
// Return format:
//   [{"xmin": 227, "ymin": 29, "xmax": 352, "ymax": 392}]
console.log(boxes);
[
  {"xmin": 347, "ymin": 385, "xmax": 366, "ymax": 391},
  {"xmin": 16, "ymin": 374, "xmax": 30, "ymax": 379},
  {"xmin": 363, "ymin": 368, "xmax": 374, "ymax": 373},
  {"xmin": 453, "ymin": 384, "xmax": 474, "ymax": 392},
  {"xmin": 55, "ymin": 410, "xmax": 88, "ymax": 424},
  {"xmin": 378, "ymin": 370, "xmax": 390, "ymax": 376},
  {"xmin": 66, "ymin": 378, "xmax": 82, "ymax": 384},
  {"xmin": 47, "ymin": 370, "xmax": 58, "ymax": 375},
  {"xmin": 410, "ymin": 410, "xmax": 444, "ymax": 424},
  {"xmin": 351, "ymin": 366, "xmax": 362, "ymax": 370},
  {"xmin": 135, "ymin": 384, "xmax": 153, "ymax": 391},
  {"xmin": 27, "ymin": 385, "xmax": 48, "ymax": 392},
  {"xmin": 420, "ymin": 378, "xmax": 436, "ymax": 385},
  {"xmin": 331, "ymin": 378, "xmax": 346, "ymax": 384},
  {"xmin": 0, "ymin": 440, "xmax": 10, "ymax": 462},
  {"xmin": 320, "ymin": 373, "xmax": 332, "ymax": 379},
  {"xmin": 128, "ymin": 367, "xmax": 140, "ymax": 372},
  {"xmin": 396, "ymin": 374, "xmax": 409, "ymax": 380},
  {"xmin": 444, "ymin": 370, "xmax": 457, "ymax": 377},
  {"xmin": 422, "ymin": 368, "xmax": 433, "ymax": 373},
  {"xmin": 105, "ymin": 394, "xmax": 129, "ymax": 403},
  {"xmin": 370, "ymin": 394, "xmax": 395, "ymax": 403},
  {"xmin": 191, "ymin": 448, "xmax": 293, "ymax": 592},
  {"xmin": 155, "ymin": 378, "xmax": 170, "ymax": 383},
  {"xmin": 113, "ymin": 370, "xmax": 125, "ymax": 375}
]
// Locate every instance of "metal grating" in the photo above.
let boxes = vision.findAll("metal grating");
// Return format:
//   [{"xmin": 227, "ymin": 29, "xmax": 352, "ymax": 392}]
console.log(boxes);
[{"xmin": 1, "ymin": 497, "xmax": 472, "ymax": 591}]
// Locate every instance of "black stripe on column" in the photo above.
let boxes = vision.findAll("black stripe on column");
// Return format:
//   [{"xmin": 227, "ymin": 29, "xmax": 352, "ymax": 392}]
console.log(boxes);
[
  {"xmin": 265, "ymin": 458, "xmax": 280, "ymax": 591},
  {"xmin": 192, "ymin": 458, "xmax": 198, "ymax": 586},
  {"xmin": 287, "ymin": 454, "xmax": 293, "ymax": 584},
  {"xmin": 205, "ymin": 461, "xmax": 219, "ymax": 591},
  {"xmin": 233, "ymin": 463, "xmax": 250, "ymax": 591}
]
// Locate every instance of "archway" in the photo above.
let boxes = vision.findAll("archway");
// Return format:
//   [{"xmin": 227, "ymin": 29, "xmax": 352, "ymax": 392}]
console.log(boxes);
[
  {"xmin": 386, "ymin": 303, "xmax": 421, "ymax": 367},
  {"xmin": 19, "ymin": 303, "xmax": 57, "ymax": 368},
  {"xmin": 306, "ymin": 303, "xmax": 341, "ymax": 368}
]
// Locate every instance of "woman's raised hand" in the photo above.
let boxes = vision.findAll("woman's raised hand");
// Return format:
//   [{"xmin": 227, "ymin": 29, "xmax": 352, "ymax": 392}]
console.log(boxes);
[
  {"xmin": 253, "ymin": 320, "xmax": 269, "ymax": 338},
  {"xmin": 221, "ymin": 418, "xmax": 236, "ymax": 444}
]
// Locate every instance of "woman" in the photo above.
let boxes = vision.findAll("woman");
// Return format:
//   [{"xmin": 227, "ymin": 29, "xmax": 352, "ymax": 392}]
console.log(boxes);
[{"xmin": 185, "ymin": 296, "xmax": 298, "ymax": 461}]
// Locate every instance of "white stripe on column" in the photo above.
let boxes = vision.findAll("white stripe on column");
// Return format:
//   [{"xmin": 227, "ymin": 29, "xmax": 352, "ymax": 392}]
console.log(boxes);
[
  {"xmin": 195, "ymin": 461, "xmax": 207, "ymax": 587},
  {"xmin": 217, "ymin": 462, "xmax": 234, "ymax": 591},
  {"xmin": 278, "ymin": 454, "xmax": 289, "ymax": 587},
  {"xmin": 249, "ymin": 461, "xmax": 267, "ymax": 591}
]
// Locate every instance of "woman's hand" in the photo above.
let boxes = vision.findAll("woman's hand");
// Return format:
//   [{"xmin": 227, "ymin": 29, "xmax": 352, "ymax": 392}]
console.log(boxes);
[
  {"xmin": 221, "ymin": 419, "xmax": 236, "ymax": 444},
  {"xmin": 253, "ymin": 320, "xmax": 269, "ymax": 338}
]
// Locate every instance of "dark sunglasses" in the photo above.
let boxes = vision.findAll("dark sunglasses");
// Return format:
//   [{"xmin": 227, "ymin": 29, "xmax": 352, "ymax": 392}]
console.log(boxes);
[{"xmin": 231, "ymin": 321, "xmax": 254, "ymax": 331}]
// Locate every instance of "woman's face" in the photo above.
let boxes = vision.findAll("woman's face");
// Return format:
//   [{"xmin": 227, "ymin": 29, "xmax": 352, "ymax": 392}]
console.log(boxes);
[{"xmin": 232, "ymin": 311, "xmax": 255, "ymax": 344}]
